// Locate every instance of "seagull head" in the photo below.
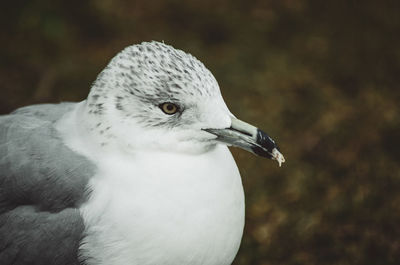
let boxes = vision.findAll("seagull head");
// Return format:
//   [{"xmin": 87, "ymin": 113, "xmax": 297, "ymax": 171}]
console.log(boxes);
[{"xmin": 84, "ymin": 41, "xmax": 285, "ymax": 166}]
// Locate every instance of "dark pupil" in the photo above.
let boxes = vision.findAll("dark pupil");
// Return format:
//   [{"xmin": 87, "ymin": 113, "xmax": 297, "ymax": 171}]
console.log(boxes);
[{"xmin": 166, "ymin": 104, "xmax": 174, "ymax": 111}]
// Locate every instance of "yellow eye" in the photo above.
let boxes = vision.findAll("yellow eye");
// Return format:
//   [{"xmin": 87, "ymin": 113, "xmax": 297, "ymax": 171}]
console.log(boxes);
[{"xmin": 160, "ymin": 102, "xmax": 179, "ymax": 115}]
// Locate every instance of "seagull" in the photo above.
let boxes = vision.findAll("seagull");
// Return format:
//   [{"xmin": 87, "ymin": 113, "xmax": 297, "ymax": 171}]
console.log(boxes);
[{"xmin": 0, "ymin": 41, "xmax": 285, "ymax": 265}]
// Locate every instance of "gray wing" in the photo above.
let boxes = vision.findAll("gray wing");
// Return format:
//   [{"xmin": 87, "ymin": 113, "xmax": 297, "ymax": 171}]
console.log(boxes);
[{"xmin": 0, "ymin": 103, "xmax": 96, "ymax": 265}]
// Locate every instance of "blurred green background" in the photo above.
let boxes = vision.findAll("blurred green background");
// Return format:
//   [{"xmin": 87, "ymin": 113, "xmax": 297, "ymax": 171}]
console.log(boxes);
[{"xmin": 1, "ymin": 0, "xmax": 400, "ymax": 264}]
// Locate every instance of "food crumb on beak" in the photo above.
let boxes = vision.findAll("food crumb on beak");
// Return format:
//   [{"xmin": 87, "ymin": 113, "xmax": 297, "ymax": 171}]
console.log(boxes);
[{"xmin": 272, "ymin": 148, "xmax": 285, "ymax": 167}]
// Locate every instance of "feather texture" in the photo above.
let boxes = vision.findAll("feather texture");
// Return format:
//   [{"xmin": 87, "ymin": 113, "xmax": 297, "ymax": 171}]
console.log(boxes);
[{"xmin": 0, "ymin": 103, "xmax": 96, "ymax": 265}]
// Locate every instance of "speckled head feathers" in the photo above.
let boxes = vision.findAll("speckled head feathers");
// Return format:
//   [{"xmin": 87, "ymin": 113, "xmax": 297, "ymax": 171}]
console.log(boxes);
[
  {"xmin": 82, "ymin": 41, "xmax": 231, "ymax": 152},
  {"xmin": 87, "ymin": 41, "xmax": 221, "ymax": 120}
]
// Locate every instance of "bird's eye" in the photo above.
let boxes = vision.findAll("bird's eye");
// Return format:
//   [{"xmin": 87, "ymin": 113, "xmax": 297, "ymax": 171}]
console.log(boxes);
[{"xmin": 159, "ymin": 102, "xmax": 179, "ymax": 115}]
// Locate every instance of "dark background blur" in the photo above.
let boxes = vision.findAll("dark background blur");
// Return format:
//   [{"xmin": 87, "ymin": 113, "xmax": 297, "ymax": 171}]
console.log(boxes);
[{"xmin": 1, "ymin": 0, "xmax": 400, "ymax": 264}]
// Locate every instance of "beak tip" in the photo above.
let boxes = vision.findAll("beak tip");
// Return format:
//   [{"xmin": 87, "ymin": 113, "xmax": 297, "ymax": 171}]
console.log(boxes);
[{"xmin": 272, "ymin": 148, "xmax": 285, "ymax": 167}]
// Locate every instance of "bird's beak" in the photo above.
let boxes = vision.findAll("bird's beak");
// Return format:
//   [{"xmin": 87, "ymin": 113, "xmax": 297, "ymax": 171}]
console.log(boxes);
[{"xmin": 203, "ymin": 117, "xmax": 285, "ymax": 166}]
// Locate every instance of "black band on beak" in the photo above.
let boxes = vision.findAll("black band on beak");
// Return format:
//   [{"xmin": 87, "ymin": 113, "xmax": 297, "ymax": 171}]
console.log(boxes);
[{"xmin": 252, "ymin": 129, "xmax": 278, "ymax": 159}]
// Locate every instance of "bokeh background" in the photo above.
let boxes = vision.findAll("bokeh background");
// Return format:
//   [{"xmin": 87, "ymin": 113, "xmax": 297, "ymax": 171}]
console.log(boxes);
[{"xmin": 1, "ymin": 0, "xmax": 400, "ymax": 264}]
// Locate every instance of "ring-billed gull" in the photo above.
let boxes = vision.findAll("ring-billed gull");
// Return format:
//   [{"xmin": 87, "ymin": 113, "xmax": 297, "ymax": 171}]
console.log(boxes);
[{"xmin": 0, "ymin": 41, "xmax": 285, "ymax": 265}]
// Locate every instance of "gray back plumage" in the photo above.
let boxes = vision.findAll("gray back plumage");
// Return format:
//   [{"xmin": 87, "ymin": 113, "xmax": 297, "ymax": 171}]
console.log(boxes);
[{"xmin": 0, "ymin": 103, "xmax": 96, "ymax": 265}]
